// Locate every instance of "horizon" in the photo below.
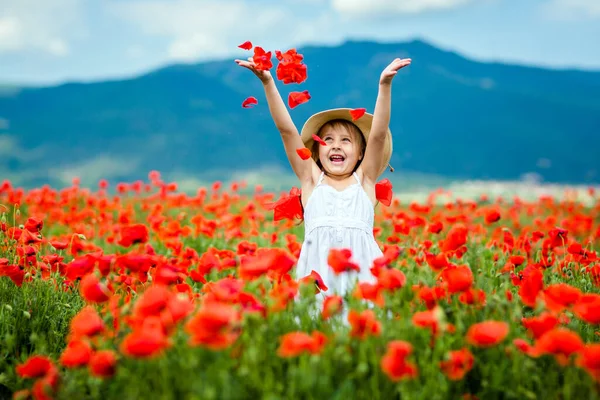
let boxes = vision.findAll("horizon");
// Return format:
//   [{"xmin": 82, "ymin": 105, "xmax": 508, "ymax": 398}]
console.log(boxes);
[{"xmin": 3, "ymin": 37, "xmax": 600, "ymax": 89}]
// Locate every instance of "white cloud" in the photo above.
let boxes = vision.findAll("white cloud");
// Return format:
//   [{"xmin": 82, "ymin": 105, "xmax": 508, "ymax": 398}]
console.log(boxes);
[
  {"xmin": 0, "ymin": 0, "xmax": 85, "ymax": 55},
  {"xmin": 331, "ymin": 0, "xmax": 474, "ymax": 16},
  {"xmin": 540, "ymin": 0, "xmax": 600, "ymax": 20},
  {"xmin": 106, "ymin": 0, "xmax": 297, "ymax": 62}
]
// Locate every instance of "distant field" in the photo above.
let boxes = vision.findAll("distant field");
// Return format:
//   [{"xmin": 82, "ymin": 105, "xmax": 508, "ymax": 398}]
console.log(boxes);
[{"xmin": 2, "ymin": 164, "xmax": 597, "ymax": 205}]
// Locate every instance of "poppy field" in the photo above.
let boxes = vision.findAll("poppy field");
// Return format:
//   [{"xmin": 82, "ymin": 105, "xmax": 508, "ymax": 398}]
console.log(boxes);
[{"xmin": 0, "ymin": 174, "xmax": 599, "ymax": 400}]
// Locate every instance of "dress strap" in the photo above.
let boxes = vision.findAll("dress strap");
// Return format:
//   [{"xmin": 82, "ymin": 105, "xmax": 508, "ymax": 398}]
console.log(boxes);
[
  {"xmin": 352, "ymin": 172, "xmax": 361, "ymax": 185},
  {"xmin": 317, "ymin": 171, "xmax": 325, "ymax": 185}
]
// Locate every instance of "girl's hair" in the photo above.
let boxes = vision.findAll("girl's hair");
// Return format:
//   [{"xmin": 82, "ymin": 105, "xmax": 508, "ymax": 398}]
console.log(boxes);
[{"xmin": 311, "ymin": 119, "xmax": 366, "ymax": 173}]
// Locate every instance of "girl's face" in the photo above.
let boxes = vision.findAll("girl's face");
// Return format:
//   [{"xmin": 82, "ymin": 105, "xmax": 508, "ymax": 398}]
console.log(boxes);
[{"xmin": 317, "ymin": 124, "xmax": 364, "ymax": 177}]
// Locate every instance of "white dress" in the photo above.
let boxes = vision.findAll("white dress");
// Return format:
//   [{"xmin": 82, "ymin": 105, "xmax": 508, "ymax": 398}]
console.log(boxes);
[{"xmin": 295, "ymin": 171, "xmax": 383, "ymax": 297}]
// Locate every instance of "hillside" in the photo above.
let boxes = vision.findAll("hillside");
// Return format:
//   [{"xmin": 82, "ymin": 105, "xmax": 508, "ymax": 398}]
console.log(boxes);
[{"xmin": 1, "ymin": 39, "xmax": 599, "ymax": 189}]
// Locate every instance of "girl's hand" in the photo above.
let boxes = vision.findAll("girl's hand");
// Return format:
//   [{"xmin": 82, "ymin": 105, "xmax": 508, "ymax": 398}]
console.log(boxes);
[
  {"xmin": 379, "ymin": 57, "xmax": 412, "ymax": 85},
  {"xmin": 235, "ymin": 57, "xmax": 273, "ymax": 84}
]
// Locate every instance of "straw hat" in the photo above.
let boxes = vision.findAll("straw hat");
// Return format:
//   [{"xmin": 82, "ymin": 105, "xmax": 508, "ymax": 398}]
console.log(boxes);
[{"xmin": 300, "ymin": 108, "xmax": 394, "ymax": 177}]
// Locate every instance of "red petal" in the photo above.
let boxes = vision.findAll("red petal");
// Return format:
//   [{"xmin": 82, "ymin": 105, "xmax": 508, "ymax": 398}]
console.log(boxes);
[
  {"xmin": 252, "ymin": 47, "xmax": 273, "ymax": 71},
  {"xmin": 265, "ymin": 187, "xmax": 303, "ymax": 221},
  {"xmin": 375, "ymin": 179, "xmax": 393, "ymax": 206},
  {"xmin": 288, "ymin": 90, "xmax": 311, "ymax": 109},
  {"xmin": 296, "ymin": 148, "xmax": 311, "ymax": 160},
  {"xmin": 312, "ymin": 134, "xmax": 327, "ymax": 146},
  {"xmin": 238, "ymin": 41, "xmax": 253, "ymax": 50},
  {"xmin": 350, "ymin": 108, "xmax": 366, "ymax": 121},
  {"xmin": 242, "ymin": 96, "xmax": 258, "ymax": 108}
]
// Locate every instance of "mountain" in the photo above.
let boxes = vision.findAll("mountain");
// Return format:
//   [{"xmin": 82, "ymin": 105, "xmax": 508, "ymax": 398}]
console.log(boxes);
[{"xmin": 1, "ymin": 39, "xmax": 599, "ymax": 189}]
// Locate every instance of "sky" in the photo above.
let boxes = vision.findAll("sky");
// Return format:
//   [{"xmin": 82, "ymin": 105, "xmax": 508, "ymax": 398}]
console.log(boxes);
[{"xmin": 1, "ymin": 0, "xmax": 599, "ymax": 86}]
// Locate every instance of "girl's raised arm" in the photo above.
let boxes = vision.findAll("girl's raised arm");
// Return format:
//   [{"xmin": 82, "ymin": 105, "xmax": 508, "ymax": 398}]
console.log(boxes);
[
  {"xmin": 235, "ymin": 58, "xmax": 314, "ymax": 184},
  {"xmin": 361, "ymin": 58, "xmax": 411, "ymax": 183}
]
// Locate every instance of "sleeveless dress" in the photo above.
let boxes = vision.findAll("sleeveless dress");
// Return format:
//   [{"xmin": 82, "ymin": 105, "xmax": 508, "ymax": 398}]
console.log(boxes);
[{"xmin": 295, "ymin": 171, "xmax": 383, "ymax": 297}]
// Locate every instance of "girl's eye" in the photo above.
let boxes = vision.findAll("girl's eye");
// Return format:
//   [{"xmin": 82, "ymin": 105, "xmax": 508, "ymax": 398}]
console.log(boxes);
[
  {"xmin": 324, "ymin": 137, "xmax": 333, "ymax": 142},
  {"xmin": 343, "ymin": 138, "xmax": 351, "ymax": 142}
]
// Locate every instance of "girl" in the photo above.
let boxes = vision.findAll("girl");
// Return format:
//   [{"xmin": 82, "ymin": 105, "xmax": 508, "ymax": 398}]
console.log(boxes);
[{"xmin": 235, "ymin": 55, "xmax": 411, "ymax": 298}]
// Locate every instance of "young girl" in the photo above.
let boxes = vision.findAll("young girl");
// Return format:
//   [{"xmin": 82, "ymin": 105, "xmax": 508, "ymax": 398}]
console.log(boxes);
[{"xmin": 235, "ymin": 55, "xmax": 411, "ymax": 298}]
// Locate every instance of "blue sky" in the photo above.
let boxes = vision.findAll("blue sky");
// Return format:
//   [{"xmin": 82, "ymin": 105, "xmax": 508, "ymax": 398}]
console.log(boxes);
[{"xmin": 1, "ymin": 0, "xmax": 599, "ymax": 85}]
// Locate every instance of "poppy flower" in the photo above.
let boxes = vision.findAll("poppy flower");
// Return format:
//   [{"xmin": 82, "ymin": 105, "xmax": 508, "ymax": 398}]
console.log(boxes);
[
  {"xmin": 288, "ymin": 90, "xmax": 311, "ymax": 109},
  {"xmin": 0, "ymin": 263, "xmax": 25, "ymax": 287},
  {"xmin": 299, "ymin": 270, "xmax": 328, "ymax": 293},
  {"xmin": 185, "ymin": 302, "xmax": 241, "ymax": 350},
  {"xmin": 89, "ymin": 350, "xmax": 117, "ymax": 378},
  {"xmin": 521, "ymin": 312, "xmax": 559, "ymax": 339},
  {"xmin": 466, "ymin": 320, "xmax": 509, "ymax": 348},
  {"xmin": 80, "ymin": 273, "xmax": 112, "ymax": 303},
  {"xmin": 440, "ymin": 265, "xmax": 473, "ymax": 294},
  {"xmin": 321, "ymin": 295, "xmax": 343, "ymax": 319},
  {"xmin": 238, "ymin": 41, "xmax": 252, "ymax": 50},
  {"xmin": 348, "ymin": 309, "xmax": 382, "ymax": 339},
  {"xmin": 328, "ymin": 248, "xmax": 360, "ymax": 275},
  {"xmin": 381, "ymin": 340, "xmax": 418, "ymax": 381},
  {"xmin": 118, "ymin": 224, "xmax": 149, "ymax": 247},
  {"xmin": 242, "ymin": 97, "xmax": 258, "ymax": 108},
  {"xmin": 69, "ymin": 306, "xmax": 105, "ymax": 340},
  {"xmin": 59, "ymin": 339, "xmax": 93, "ymax": 368},
  {"xmin": 576, "ymin": 344, "xmax": 600, "ymax": 381},
  {"xmin": 440, "ymin": 224, "xmax": 468, "ymax": 253},
  {"xmin": 120, "ymin": 316, "xmax": 170, "ymax": 358},
  {"xmin": 530, "ymin": 328, "xmax": 584, "ymax": 366},
  {"xmin": 264, "ymin": 187, "xmax": 303, "ymax": 221},
  {"xmin": 349, "ymin": 108, "xmax": 366, "ymax": 121},
  {"xmin": 277, "ymin": 331, "xmax": 327, "ymax": 357},
  {"xmin": 484, "ymin": 209, "xmax": 501, "ymax": 224},
  {"xmin": 16, "ymin": 355, "xmax": 56, "ymax": 379},
  {"xmin": 375, "ymin": 179, "xmax": 393, "ymax": 206},
  {"xmin": 439, "ymin": 348, "xmax": 475, "ymax": 380},
  {"xmin": 296, "ymin": 148, "xmax": 311, "ymax": 160}
]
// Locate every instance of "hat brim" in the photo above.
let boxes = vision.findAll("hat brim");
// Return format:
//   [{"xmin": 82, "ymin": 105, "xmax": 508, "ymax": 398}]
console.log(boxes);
[{"xmin": 300, "ymin": 108, "xmax": 393, "ymax": 177}]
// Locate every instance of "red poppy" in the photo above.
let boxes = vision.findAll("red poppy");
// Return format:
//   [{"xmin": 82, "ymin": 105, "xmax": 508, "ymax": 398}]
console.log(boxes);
[
  {"xmin": 59, "ymin": 339, "xmax": 93, "ymax": 368},
  {"xmin": 439, "ymin": 348, "xmax": 475, "ymax": 380},
  {"xmin": 441, "ymin": 265, "xmax": 473, "ymax": 294},
  {"xmin": 80, "ymin": 273, "xmax": 112, "ymax": 303},
  {"xmin": 277, "ymin": 331, "xmax": 327, "ymax": 357},
  {"xmin": 16, "ymin": 355, "xmax": 56, "ymax": 379},
  {"xmin": 89, "ymin": 350, "xmax": 117, "ymax": 378},
  {"xmin": 299, "ymin": 270, "xmax": 328, "ymax": 293},
  {"xmin": 118, "ymin": 224, "xmax": 149, "ymax": 247},
  {"xmin": 484, "ymin": 209, "xmax": 501, "ymax": 224},
  {"xmin": 465, "ymin": 320, "xmax": 509, "ymax": 348},
  {"xmin": 530, "ymin": 328, "xmax": 584, "ymax": 366},
  {"xmin": 185, "ymin": 302, "xmax": 241, "ymax": 350},
  {"xmin": 521, "ymin": 312, "xmax": 559, "ymax": 339},
  {"xmin": 348, "ymin": 309, "xmax": 382, "ymax": 339},
  {"xmin": 264, "ymin": 187, "xmax": 303, "ymax": 221},
  {"xmin": 381, "ymin": 340, "xmax": 418, "ymax": 381},
  {"xmin": 375, "ymin": 179, "xmax": 393, "ymax": 206},
  {"xmin": 322, "ymin": 295, "xmax": 343, "ymax": 319},
  {"xmin": 328, "ymin": 248, "xmax": 361, "ymax": 275},
  {"xmin": 288, "ymin": 90, "xmax": 311, "ymax": 109}
]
